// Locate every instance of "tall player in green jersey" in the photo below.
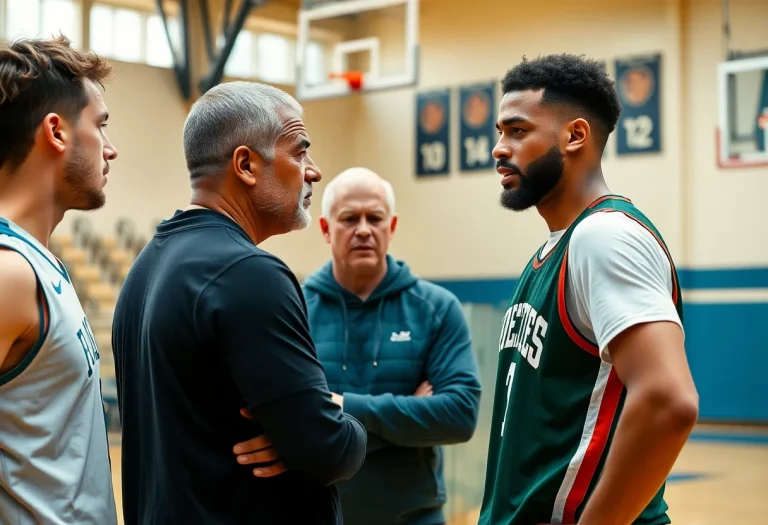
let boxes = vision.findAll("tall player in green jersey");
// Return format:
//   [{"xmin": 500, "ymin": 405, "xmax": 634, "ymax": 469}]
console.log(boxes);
[{"xmin": 479, "ymin": 54, "xmax": 700, "ymax": 525}]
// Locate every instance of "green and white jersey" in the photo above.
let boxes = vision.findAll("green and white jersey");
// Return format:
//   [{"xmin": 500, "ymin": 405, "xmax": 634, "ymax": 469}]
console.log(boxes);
[{"xmin": 479, "ymin": 195, "xmax": 683, "ymax": 525}]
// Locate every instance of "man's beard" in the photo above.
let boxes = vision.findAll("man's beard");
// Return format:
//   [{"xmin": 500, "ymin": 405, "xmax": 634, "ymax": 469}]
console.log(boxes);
[
  {"xmin": 63, "ymin": 138, "xmax": 106, "ymax": 211},
  {"xmin": 499, "ymin": 146, "xmax": 564, "ymax": 211},
  {"xmin": 294, "ymin": 182, "xmax": 312, "ymax": 229},
  {"xmin": 258, "ymin": 165, "xmax": 312, "ymax": 232}
]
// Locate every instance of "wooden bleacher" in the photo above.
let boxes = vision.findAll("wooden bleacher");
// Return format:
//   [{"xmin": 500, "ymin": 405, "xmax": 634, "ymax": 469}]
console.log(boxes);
[{"xmin": 49, "ymin": 216, "xmax": 150, "ymax": 432}]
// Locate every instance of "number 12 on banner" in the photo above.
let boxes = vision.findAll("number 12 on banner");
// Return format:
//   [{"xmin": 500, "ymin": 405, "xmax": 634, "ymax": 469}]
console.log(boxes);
[{"xmin": 622, "ymin": 115, "xmax": 654, "ymax": 149}]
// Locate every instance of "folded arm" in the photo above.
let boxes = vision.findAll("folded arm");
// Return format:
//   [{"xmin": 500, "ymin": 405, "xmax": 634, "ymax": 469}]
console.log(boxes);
[
  {"xmin": 342, "ymin": 295, "xmax": 481, "ymax": 448},
  {"xmin": 200, "ymin": 255, "xmax": 367, "ymax": 486}
]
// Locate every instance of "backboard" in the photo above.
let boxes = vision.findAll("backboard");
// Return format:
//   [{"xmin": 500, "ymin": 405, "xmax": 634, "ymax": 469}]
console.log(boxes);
[
  {"xmin": 295, "ymin": 0, "xmax": 419, "ymax": 101},
  {"xmin": 717, "ymin": 55, "xmax": 768, "ymax": 168}
]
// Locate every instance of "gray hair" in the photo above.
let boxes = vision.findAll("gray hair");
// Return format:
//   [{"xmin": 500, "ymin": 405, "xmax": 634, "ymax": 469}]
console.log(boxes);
[
  {"xmin": 321, "ymin": 167, "xmax": 396, "ymax": 218},
  {"xmin": 182, "ymin": 81, "xmax": 303, "ymax": 181}
]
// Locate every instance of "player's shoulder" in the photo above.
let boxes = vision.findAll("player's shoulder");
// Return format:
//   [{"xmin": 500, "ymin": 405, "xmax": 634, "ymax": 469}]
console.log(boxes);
[
  {"xmin": 571, "ymin": 209, "xmax": 657, "ymax": 253},
  {"xmin": 0, "ymin": 247, "xmax": 37, "ymax": 289},
  {"xmin": 0, "ymin": 248, "xmax": 39, "ymax": 327},
  {"xmin": 569, "ymin": 208, "xmax": 670, "ymax": 274}
]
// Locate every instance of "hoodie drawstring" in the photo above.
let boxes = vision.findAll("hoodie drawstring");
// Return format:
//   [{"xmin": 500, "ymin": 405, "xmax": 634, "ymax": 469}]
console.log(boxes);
[
  {"xmin": 338, "ymin": 294, "xmax": 386, "ymax": 371},
  {"xmin": 338, "ymin": 293, "xmax": 349, "ymax": 371},
  {"xmin": 371, "ymin": 299, "xmax": 385, "ymax": 368}
]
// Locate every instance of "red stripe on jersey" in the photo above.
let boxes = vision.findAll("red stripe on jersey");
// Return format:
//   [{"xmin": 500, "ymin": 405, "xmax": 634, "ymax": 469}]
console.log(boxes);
[
  {"xmin": 587, "ymin": 195, "xmax": 632, "ymax": 209},
  {"xmin": 562, "ymin": 368, "xmax": 624, "ymax": 523},
  {"xmin": 557, "ymin": 246, "xmax": 600, "ymax": 356}
]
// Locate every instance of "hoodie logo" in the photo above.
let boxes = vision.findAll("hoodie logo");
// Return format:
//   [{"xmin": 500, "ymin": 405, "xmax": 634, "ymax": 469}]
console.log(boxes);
[{"xmin": 390, "ymin": 331, "xmax": 411, "ymax": 342}]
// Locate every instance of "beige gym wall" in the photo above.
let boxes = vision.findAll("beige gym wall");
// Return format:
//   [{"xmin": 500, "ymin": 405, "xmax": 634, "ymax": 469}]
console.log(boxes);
[{"xmin": 56, "ymin": 0, "xmax": 768, "ymax": 280}]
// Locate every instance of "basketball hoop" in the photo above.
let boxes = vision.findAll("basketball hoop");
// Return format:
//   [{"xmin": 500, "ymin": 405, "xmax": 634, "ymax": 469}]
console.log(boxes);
[
  {"xmin": 758, "ymin": 109, "xmax": 768, "ymax": 130},
  {"xmin": 329, "ymin": 71, "xmax": 364, "ymax": 92}
]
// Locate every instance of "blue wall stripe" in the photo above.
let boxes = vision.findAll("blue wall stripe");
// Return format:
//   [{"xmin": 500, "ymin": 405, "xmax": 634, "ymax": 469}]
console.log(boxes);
[
  {"xmin": 678, "ymin": 267, "xmax": 768, "ymax": 290},
  {"xmin": 428, "ymin": 267, "xmax": 768, "ymax": 424},
  {"xmin": 429, "ymin": 278, "xmax": 517, "ymax": 306},
  {"xmin": 688, "ymin": 432, "xmax": 768, "ymax": 445},
  {"xmin": 683, "ymin": 302, "xmax": 768, "ymax": 422},
  {"xmin": 429, "ymin": 267, "xmax": 768, "ymax": 305}
]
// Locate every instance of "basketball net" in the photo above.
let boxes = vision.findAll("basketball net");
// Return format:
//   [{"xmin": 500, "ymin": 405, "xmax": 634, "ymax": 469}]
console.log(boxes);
[{"xmin": 329, "ymin": 71, "xmax": 364, "ymax": 92}]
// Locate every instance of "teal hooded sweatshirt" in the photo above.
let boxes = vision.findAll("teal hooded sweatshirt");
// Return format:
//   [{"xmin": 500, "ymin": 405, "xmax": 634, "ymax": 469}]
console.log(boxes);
[{"xmin": 302, "ymin": 255, "xmax": 482, "ymax": 525}]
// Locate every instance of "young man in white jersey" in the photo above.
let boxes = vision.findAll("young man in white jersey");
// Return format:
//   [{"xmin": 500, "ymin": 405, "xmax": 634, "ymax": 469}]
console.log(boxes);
[{"xmin": 0, "ymin": 36, "xmax": 119, "ymax": 524}]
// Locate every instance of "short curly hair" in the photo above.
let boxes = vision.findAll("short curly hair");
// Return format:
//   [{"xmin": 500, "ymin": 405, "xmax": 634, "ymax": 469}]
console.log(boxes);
[{"xmin": 501, "ymin": 54, "xmax": 621, "ymax": 146}]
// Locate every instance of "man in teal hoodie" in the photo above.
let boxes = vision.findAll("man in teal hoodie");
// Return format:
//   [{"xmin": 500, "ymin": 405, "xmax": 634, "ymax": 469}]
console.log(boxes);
[{"xmin": 302, "ymin": 167, "xmax": 482, "ymax": 525}]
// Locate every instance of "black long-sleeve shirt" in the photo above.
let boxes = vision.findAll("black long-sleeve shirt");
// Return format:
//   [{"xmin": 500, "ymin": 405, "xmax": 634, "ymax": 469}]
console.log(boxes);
[{"xmin": 112, "ymin": 208, "xmax": 367, "ymax": 525}]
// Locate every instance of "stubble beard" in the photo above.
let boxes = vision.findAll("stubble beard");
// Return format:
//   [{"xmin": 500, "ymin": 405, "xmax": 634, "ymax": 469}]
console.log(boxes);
[{"xmin": 63, "ymin": 138, "xmax": 106, "ymax": 212}]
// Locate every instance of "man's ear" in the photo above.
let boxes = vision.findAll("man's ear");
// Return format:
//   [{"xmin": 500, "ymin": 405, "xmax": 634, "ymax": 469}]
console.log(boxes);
[
  {"xmin": 319, "ymin": 217, "xmax": 331, "ymax": 243},
  {"xmin": 233, "ymin": 146, "xmax": 266, "ymax": 186},
  {"xmin": 42, "ymin": 113, "xmax": 68, "ymax": 154},
  {"xmin": 390, "ymin": 215, "xmax": 398, "ymax": 236},
  {"xmin": 564, "ymin": 118, "xmax": 590, "ymax": 153}
]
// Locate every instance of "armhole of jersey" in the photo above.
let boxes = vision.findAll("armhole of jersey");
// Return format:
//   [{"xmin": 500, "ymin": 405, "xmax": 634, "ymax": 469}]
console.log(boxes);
[
  {"xmin": 556, "ymin": 209, "xmax": 680, "ymax": 360},
  {"xmin": 556, "ymin": 245, "xmax": 600, "ymax": 357},
  {"xmin": 614, "ymin": 212, "xmax": 680, "ymax": 306},
  {"xmin": 0, "ymin": 247, "xmax": 52, "ymax": 387}
]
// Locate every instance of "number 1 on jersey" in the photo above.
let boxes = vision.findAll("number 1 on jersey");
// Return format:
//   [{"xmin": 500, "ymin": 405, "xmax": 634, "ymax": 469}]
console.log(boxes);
[{"xmin": 500, "ymin": 362, "xmax": 517, "ymax": 436}]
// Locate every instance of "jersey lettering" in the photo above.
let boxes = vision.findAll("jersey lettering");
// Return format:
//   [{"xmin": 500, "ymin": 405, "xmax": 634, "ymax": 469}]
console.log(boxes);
[
  {"xmin": 76, "ymin": 316, "xmax": 100, "ymax": 378},
  {"xmin": 498, "ymin": 302, "xmax": 548, "ymax": 369}
]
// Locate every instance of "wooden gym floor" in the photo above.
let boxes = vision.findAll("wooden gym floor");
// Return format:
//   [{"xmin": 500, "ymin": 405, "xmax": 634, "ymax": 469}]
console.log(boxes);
[{"xmin": 107, "ymin": 424, "xmax": 768, "ymax": 524}]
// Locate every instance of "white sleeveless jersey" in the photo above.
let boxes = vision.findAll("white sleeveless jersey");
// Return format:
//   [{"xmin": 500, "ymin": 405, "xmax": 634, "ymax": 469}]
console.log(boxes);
[{"xmin": 0, "ymin": 218, "xmax": 118, "ymax": 525}]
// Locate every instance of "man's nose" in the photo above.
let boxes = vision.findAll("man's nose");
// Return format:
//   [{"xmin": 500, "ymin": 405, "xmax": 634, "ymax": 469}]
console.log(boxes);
[
  {"xmin": 305, "ymin": 157, "xmax": 322, "ymax": 183},
  {"xmin": 356, "ymin": 220, "xmax": 371, "ymax": 236}
]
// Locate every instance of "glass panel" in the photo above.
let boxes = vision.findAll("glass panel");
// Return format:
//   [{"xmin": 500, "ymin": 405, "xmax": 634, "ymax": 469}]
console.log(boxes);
[
  {"xmin": 145, "ymin": 14, "xmax": 174, "ymax": 68},
  {"xmin": 257, "ymin": 33, "xmax": 290, "ymax": 83},
  {"xmin": 223, "ymin": 30, "xmax": 253, "ymax": 79},
  {"xmin": 112, "ymin": 8, "xmax": 142, "ymax": 63},
  {"xmin": 41, "ymin": 0, "xmax": 78, "ymax": 48},
  {"xmin": 305, "ymin": 41, "xmax": 325, "ymax": 87},
  {"xmin": 6, "ymin": 0, "xmax": 41, "ymax": 41},
  {"xmin": 89, "ymin": 4, "xmax": 114, "ymax": 57}
]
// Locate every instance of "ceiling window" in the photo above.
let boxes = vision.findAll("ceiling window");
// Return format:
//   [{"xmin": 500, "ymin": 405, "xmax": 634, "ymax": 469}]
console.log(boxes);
[
  {"xmin": 305, "ymin": 41, "xmax": 326, "ymax": 86},
  {"xmin": 146, "ymin": 14, "xmax": 177, "ymax": 68},
  {"xmin": 222, "ymin": 30, "xmax": 254, "ymax": 79},
  {"xmin": 3, "ymin": 0, "xmax": 80, "ymax": 49},
  {"xmin": 257, "ymin": 33, "xmax": 292, "ymax": 84},
  {"xmin": 220, "ymin": 30, "xmax": 297, "ymax": 85},
  {"xmin": 89, "ymin": 2, "xmax": 176, "ymax": 69}
]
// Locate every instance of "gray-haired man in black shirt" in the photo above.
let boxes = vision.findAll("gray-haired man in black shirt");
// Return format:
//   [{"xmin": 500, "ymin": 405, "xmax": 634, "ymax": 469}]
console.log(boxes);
[{"xmin": 111, "ymin": 81, "xmax": 367, "ymax": 525}]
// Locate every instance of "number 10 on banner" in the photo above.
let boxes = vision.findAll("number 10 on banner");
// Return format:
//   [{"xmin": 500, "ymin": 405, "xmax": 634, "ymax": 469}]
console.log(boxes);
[
  {"xmin": 415, "ymin": 89, "xmax": 451, "ymax": 177},
  {"xmin": 420, "ymin": 142, "xmax": 447, "ymax": 172}
]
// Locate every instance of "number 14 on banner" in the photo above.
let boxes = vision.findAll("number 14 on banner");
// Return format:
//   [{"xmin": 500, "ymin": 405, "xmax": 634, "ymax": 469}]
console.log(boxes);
[{"xmin": 460, "ymin": 81, "xmax": 497, "ymax": 172}]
